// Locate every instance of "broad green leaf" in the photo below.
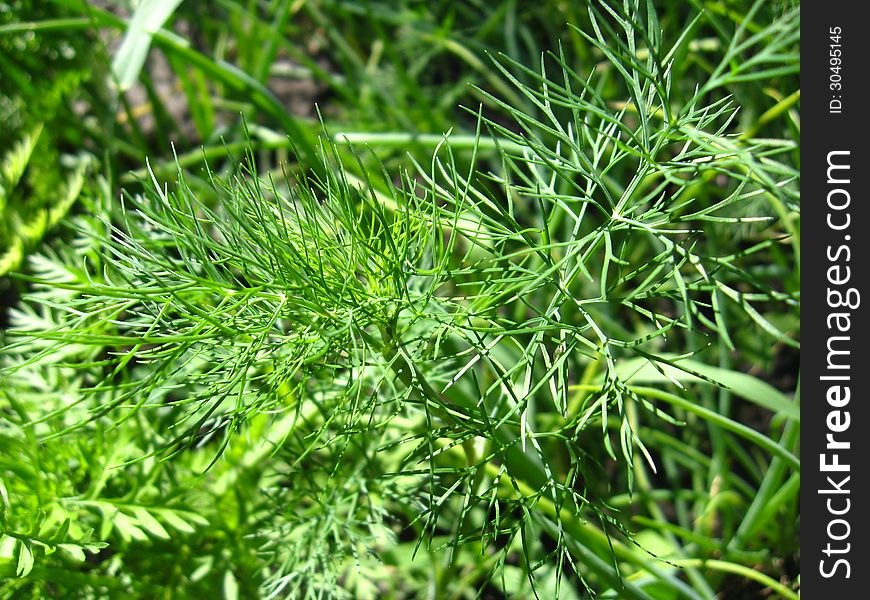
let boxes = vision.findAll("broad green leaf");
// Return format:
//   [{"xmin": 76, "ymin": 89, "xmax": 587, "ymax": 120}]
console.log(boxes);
[
  {"xmin": 16, "ymin": 540, "xmax": 33, "ymax": 578},
  {"xmin": 111, "ymin": 0, "xmax": 185, "ymax": 91},
  {"xmin": 156, "ymin": 509, "xmax": 198, "ymax": 534},
  {"xmin": 132, "ymin": 507, "xmax": 171, "ymax": 539},
  {"xmin": 113, "ymin": 512, "xmax": 149, "ymax": 543},
  {"xmin": 616, "ymin": 355, "xmax": 799, "ymax": 422},
  {"xmin": 58, "ymin": 543, "xmax": 86, "ymax": 563},
  {"xmin": 223, "ymin": 569, "xmax": 239, "ymax": 600}
]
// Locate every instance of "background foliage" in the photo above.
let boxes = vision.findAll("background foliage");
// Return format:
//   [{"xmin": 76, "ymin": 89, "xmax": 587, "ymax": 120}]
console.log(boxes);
[{"xmin": 1, "ymin": 0, "xmax": 799, "ymax": 598}]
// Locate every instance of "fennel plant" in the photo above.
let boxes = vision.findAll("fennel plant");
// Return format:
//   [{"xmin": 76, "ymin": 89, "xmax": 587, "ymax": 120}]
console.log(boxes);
[{"xmin": 0, "ymin": 1, "xmax": 799, "ymax": 598}]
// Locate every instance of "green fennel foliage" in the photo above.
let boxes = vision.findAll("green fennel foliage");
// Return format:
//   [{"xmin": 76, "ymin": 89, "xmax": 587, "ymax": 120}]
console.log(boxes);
[{"xmin": 1, "ymin": 1, "xmax": 799, "ymax": 598}]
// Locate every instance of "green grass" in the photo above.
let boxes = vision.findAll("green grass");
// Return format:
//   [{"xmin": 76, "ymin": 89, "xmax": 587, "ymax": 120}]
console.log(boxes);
[{"xmin": 0, "ymin": 1, "xmax": 799, "ymax": 598}]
